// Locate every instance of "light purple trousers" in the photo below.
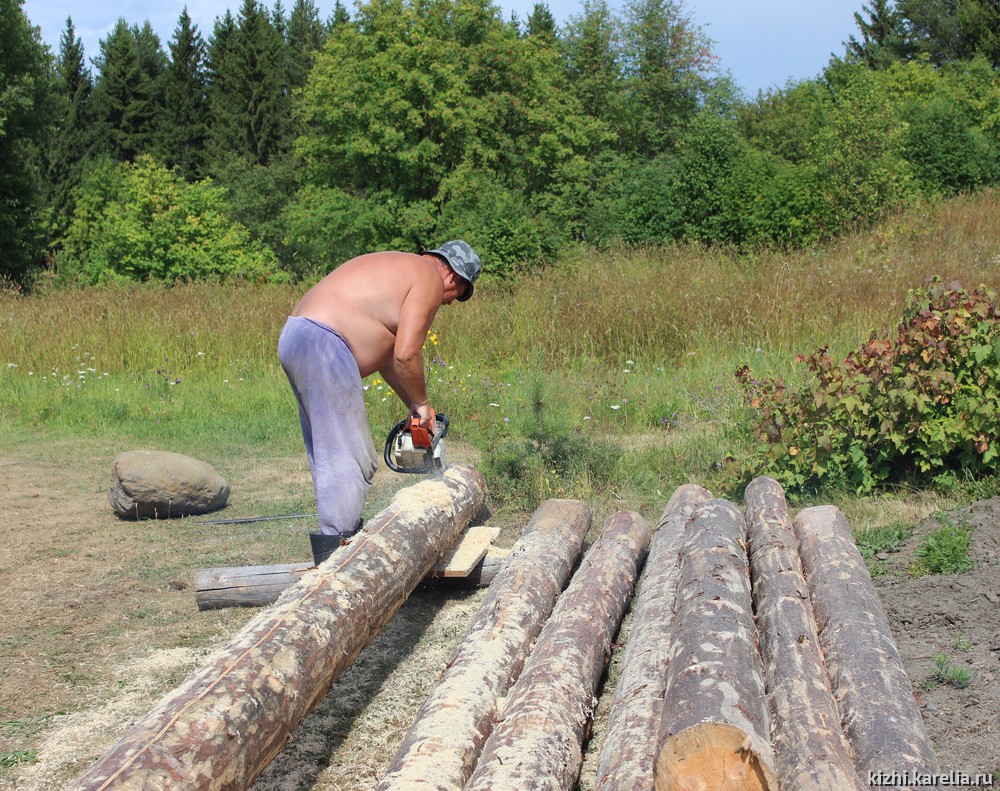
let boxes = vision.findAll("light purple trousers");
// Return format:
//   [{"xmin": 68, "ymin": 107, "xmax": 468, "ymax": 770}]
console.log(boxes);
[{"xmin": 278, "ymin": 317, "xmax": 378, "ymax": 536}]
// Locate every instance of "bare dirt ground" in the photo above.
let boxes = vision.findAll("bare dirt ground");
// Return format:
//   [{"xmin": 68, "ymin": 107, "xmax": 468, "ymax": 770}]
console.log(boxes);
[{"xmin": 0, "ymin": 437, "xmax": 997, "ymax": 790}]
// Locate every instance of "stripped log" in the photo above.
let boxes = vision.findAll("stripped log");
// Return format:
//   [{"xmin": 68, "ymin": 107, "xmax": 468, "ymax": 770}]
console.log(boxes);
[
  {"xmin": 655, "ymin": 499, "xmax": 778, "ymax": 791},
  {"xmin": 594, "ymin": 484, "xmax": 711, "ymax": 791},
  {"xmin": 376, "ymin": 499, "xmax": 593, "ymax": 791},
  {"xmin": 194, "ymin": 563, "xmax": 313, "ymax": 610},
  {"xmin": 793, "ymin": 506, "xmax": 939, "ymax": 784},
  {"xmin": 69, "ymin": 464, "xmax": 486, "ymax": 791},
  {"xmin": 195, "ymin": 546, "xmax": 509, "ymax": 610},
  {"xmin": 465, "ymin": 511, "xmax": 651, "ymax": 791},
  {"xmin": 744, "ymin": 478, "xmax": 864, "ymax": 791}
]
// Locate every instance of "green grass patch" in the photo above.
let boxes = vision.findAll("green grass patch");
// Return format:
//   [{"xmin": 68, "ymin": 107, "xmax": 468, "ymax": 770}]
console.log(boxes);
[
  {"xmin": 855, "ymin": 520, "xmax": 916, "ymax": 576},
  {"xmin": 3, "ymin": 200, "xmax": 999, "ymax": 516},
  {"xmin": 912, "ymin": 518, "xmax": 975, "ymax": 576},
  {"xmin": 926, "ymin": 652, "xmax": 973, "ymax": 689}
]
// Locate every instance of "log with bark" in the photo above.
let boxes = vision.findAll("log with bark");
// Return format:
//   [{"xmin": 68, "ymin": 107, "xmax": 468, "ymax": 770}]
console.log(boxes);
[
  {"xmin": 375, "ymin": 498, "xmax": 593, "ymax": 791},
  {"xmin": 195, "ymin": 547, "xmax": 510, "ymax": 610},
  {"xmin": 793, "ymin": 505, "xmax": 939, "ymax": 785},
  {"xmin": 655, "ymin": 498, "xmax": 778, "ymax": 791},
  {"xmin": 744, "ymin": 477, "xmax": 864, "ymax": 791},
  {"xmin": 593, "ymin": 483, "xmax": 711, "ymax": 791},
  {"xmin": 464, "ymin": 510, "xmax": 651, "ymax": 791},
  {"xmin": 68, "ymin": 464, "xmax": 487, "ymax": 791}
]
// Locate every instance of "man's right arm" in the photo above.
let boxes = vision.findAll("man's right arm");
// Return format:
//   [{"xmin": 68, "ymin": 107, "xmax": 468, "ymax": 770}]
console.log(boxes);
[{"xmin": 385, "ymin": 268, "xmax": 443, "ymax": 428}]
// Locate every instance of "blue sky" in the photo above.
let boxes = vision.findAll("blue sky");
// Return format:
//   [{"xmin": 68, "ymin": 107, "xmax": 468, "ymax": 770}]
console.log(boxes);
[{"xmin": 21, "ymin": 0, "xmax": 863, "ymax": 97}]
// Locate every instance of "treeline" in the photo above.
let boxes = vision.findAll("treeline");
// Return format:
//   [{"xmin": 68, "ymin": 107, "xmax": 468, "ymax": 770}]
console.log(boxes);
[{"xmin": 3, "ymin": 0, "xmax": 1000, "ymax": 287}]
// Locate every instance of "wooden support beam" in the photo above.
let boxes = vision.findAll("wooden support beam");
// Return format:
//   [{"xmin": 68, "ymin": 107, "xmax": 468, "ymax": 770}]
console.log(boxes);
[
  {"xmin": 465, "ymin": 511, "xmax": 651, "ymax": 791},
  {"xmin": 376, "ymin": 499, "xmax": 593, "ymax": 791},
  {"xmin": 655, "ymin": 499, "xmax": 778, "ymax": 791},
  {"xmin": 68, "ymin": 464, "xmax": 487, "ymax": 791},
  {"xmin": 194, "ymin": 533, "xmax": 507, "ymax": 610},
  {"xmin": 744, "ymin": 477, "xmax": 864, "ymax": 791},
  {"xmin": 793, "ymin": 505, "xmax": 939, "ymax": 785},
  {"xmin": 593, "ymin": 483, "xmax": 711, "ymax": 791}
]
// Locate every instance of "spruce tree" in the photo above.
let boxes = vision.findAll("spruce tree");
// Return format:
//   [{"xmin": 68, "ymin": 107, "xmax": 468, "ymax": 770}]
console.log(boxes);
[
  {"xmin": 846, "ymin": 0, "xmax": 906, "ymax": 68},
  {"xmin": 158, "ymin": 9, "xmax": 210, "ymax": 180},
  {"xmin": 0, "ymin": 0, "xmax": 51, "ymax": 283},
  {"xmin": 286, "ymin": 0, "xmax": 325, "ymax": 91},
  {"xmin": 207, "ymin": 0, "xmax": 291, "ymax": 167},
  {"xmin": 91, "ymin": 19, "xmax": 162, "ymax": 162},
  {"xmin": 329, "ymin": 0, "xmax": 350, "ymax": 29},
  {"xmin": 620, "ymin": 0, "xmax": 715, "ymax": 157},
  {"xmin": 526, "ymin": 2, "xmax": 557, "ymax": 39},
  {"xmin": 564, "ymin": 0, "xmax": 622, "ymax": 126},
  {"xmin": 47, "ymin": 17, "xmax": 95, "ymax": 241}
]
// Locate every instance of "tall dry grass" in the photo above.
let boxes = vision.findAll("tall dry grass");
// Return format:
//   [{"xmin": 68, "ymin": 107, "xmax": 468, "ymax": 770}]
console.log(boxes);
[{"xmin": 1, "ymin": 189, "xmax": 998, "ymax": 503}]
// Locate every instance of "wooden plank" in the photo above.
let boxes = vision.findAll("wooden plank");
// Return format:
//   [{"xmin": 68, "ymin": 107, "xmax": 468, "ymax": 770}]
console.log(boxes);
[
  {"xmin": 433, "ymin": 526, "xmax": 501, "ymax": 577},
  {"xmin": 69, "ymin": 465, "xmax": 487, "ymax": 791}
]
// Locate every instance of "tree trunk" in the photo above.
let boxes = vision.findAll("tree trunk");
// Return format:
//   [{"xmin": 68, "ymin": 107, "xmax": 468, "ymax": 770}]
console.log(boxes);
[
  {"xmin": 465, "ymin": 511, "xmax": 651, "ymax": 791},
  {"xmin": 68, "ymin": 464, "xmax": 487, "ymax": 791},
  {"xmin": 744, "ymin": 477, "xmax": 864, "ymax": 791},
  {"xmin": 195, "ymin": 547, "xmax": 511, "ymax": 610},
  {"xmin": 793, "ymin": 505, "xmax": 939, "ymax": 786},
  {"xmin": 655, "ymin": 499, "xmax": 778, "ymax": 791},
  {"xmin": 194, "ymin": 563, "xmax": 313, "ymax": 610},
  {"xmin": 376, "ymin": 498, "xmax": 593, "ymax": 791},
  {"xmin": 593, "ymin": 484, "xmax": 711, "ymax": 791}
]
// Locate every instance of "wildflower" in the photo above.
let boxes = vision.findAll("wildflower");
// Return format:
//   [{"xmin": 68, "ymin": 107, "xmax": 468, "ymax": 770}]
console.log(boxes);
[
  {"xmin": 789, "ymin": 446, "xmax": 799, "ymax": 456},
  {"xmin": 626, "ymin": 359, "xmax": 634, "ymax": 366},
  {"xmin": 6, "ymin": 363, "xmax": 16, "ymax": 368},
  {"xmin": 611, "ymin": 404, "xmax": 621, "ymax": 411},
  {"xmin": 583, "ymin": 416, "xmax": 591, "ymax": 421},
  {"xmin": 489, "ymin": 403, "xmax": 500, "ymax": 407}
]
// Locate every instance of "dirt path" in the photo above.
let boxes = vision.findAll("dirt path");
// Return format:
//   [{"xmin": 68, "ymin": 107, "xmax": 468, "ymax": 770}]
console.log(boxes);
[{"xmin": 0, "ymin": 440, "xmax": 997, "ymax": 789}]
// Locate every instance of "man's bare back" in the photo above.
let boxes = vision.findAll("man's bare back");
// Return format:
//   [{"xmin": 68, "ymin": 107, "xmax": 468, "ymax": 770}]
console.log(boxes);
[{"xmin": 290, "ymin": 250, "xmax": 467, "ymax": 421}]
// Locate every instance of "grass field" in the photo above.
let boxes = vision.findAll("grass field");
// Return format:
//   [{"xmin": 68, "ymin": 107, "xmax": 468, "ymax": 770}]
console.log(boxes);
[
  {"xmin": 2, "ymin": 189, "xmax": 1000, "ymax": 522},
  {"xmin": 2, "ymin": 190, "xmax": 1000, "ymax": 789}
]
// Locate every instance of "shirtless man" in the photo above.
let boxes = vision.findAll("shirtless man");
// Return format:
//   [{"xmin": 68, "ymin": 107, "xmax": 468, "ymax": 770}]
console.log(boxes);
[{"xmin": 277, "ymin": 241, "xmax": 481, "ymax": 564}]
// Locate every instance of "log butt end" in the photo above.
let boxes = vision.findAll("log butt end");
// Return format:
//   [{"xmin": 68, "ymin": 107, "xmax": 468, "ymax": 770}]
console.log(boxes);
[{"xmin": 656, "ymin": 724, "xmax": 778, "ymax": 791}]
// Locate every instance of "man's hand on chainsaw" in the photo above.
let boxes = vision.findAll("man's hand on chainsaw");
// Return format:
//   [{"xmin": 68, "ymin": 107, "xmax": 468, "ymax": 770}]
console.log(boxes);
[{"xmin": 411, "ymin": 403, "xmax": 436, "ymax": 432}]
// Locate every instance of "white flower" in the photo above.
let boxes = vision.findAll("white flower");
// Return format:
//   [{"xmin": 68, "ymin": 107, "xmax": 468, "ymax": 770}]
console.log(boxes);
[
  {"xmin": 611, "ymin": 404, "xmax": 621, "ymax": 410},
  {"xmin": 489, "ymin": 403, "xmax": 500, "ymax": 407},
  {"xmin": 626, "ymin": 359, "xmax": 635, "ymax": 365}
]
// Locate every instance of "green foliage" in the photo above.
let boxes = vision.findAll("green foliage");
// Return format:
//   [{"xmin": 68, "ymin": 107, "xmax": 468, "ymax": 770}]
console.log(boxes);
[
  {"xmin": 0, "ymin": 750, "xmax": 38, "ymax": 769},
  {"xmin": 91, "ymin": 20, "xmax": 163, "ymax": 163},
  {"xmin": 55, "ymin": 156, "xmax": 284, "ymax": 283},
  {"xmin": 0, "ymin": 0, "xmax": 52, "ymax": 284},
  {"xmin": 913, "ymin": 518, "xmax": 974, "ymax": 575},
  {"xmin": 927, "ymin": 652, "xmax": 973, "ymax": 688},
  {"xmin": 854, "ymin": 520, "xmax": 915, "ymax": 575},
  {"xmin": 739, "ymin": 279, "xmax": 1000, "ymax": 494},
  {"xmin": 479, "ymin": 373, "xmax": 624, "ymax": 511},
  {"xmin": 156, "ymin": 9, "xmax": 210, "ymax": 180}
]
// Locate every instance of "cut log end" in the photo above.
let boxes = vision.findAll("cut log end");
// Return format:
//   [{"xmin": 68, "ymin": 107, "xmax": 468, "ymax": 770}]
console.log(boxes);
[{"xmin": 656, "ymin": 723, "xmax": 778, "ymax": 791}]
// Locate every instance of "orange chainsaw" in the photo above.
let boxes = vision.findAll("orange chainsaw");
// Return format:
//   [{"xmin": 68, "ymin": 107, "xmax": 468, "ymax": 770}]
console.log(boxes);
[{"xmin": 384, "ymin": 412, "xmax": 449, "ymax": 474}]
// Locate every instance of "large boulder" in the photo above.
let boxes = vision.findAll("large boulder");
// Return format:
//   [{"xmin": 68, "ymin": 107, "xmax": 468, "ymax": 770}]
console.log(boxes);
[{"xmin": 109, "ymin": 450, "xmax": 230, "ymax": 519}]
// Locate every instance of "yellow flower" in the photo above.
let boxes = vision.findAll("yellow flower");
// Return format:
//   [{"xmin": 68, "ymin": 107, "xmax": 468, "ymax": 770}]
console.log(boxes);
[{"xmin": 789, "ymin": 446, "xmax": 799, "ymax": 456}]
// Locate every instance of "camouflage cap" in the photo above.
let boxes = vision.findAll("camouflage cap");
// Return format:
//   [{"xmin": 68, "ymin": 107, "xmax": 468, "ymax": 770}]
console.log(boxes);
[{"xmin": 422, "ymin": 240, "xmax": 482, "ymax": 301}]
